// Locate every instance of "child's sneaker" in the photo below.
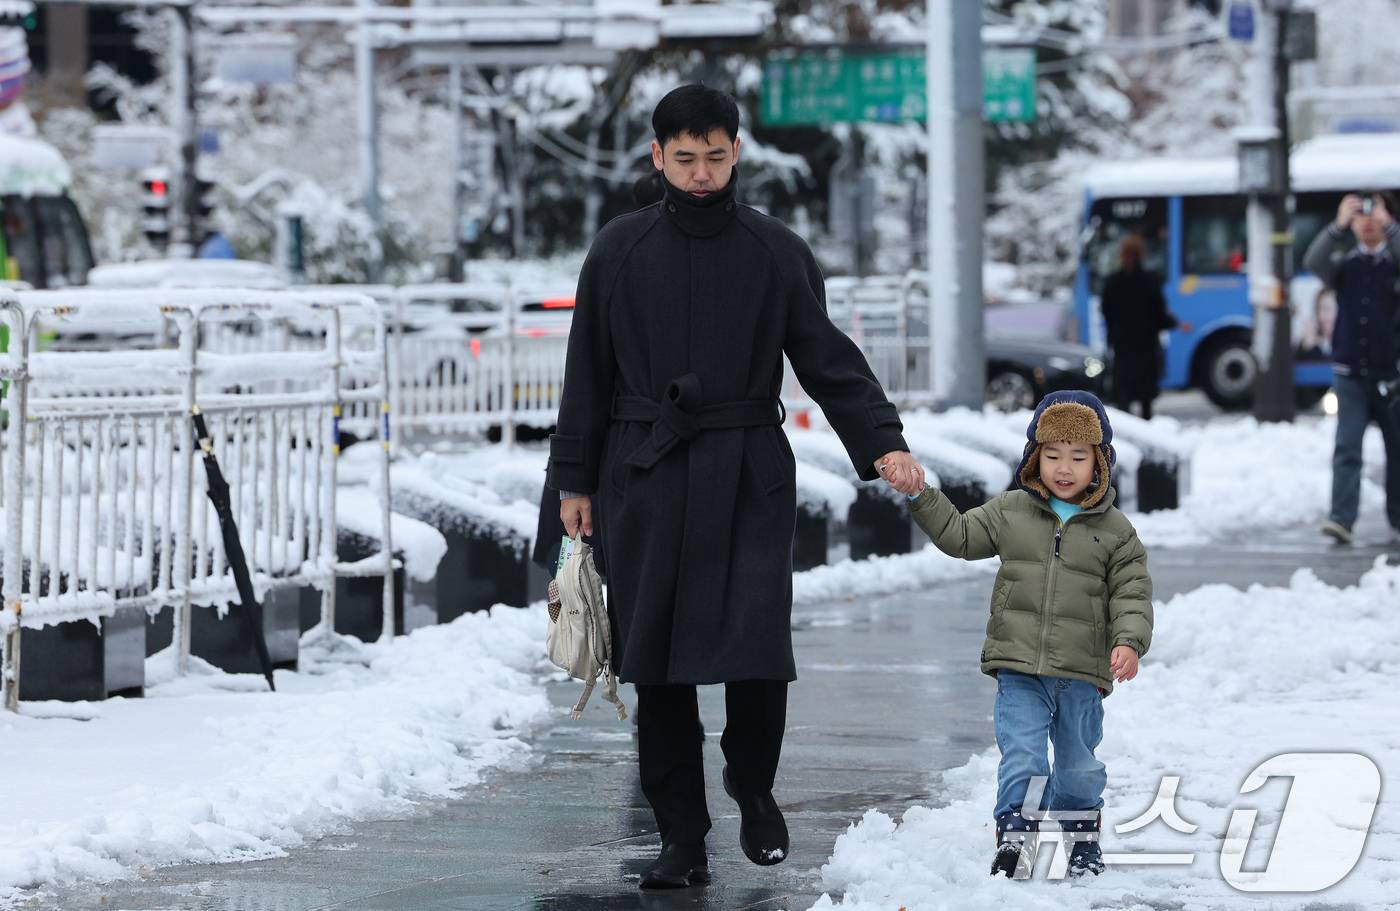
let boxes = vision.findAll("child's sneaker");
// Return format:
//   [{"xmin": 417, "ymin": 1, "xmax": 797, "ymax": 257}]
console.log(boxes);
[
  {"xmin": 991, "ymin": 810, "xmax": 1038, "ymax": 879},
  {"xmin": 1061, "ymin": 811, "xmax": 1105, "ymax": 877}
]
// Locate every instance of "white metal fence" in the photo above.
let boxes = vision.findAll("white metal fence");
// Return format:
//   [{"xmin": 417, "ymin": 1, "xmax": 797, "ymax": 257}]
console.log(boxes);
[
  {"xmin": 0, "ymin": 288, "xmax": 393, "ymax": 711},
  {"xmin": 375, "ymin": 277, "xmax": 931, "ymax": 442},
  {"xmin": 387, "ymin": 283, "xmax": 569, "ymax": 444}
]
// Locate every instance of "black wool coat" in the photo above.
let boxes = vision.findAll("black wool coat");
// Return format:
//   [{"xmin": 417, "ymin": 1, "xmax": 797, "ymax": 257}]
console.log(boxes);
[
  {"xmin": 546, "ymin": 175, "xmax": 908, "ymax": 685},
  {"xmin": 1100, "ymin": 268, "xmax": 1176, "ymax": 401}
]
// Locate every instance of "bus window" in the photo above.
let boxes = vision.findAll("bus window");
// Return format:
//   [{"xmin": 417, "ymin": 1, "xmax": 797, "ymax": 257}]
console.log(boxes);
[
  {"xmin": 34, "ymin": 195, "xmax": 94, "ymax": 288},
  {"xmin": 1085, "ymin": 196, "xmax": 1168, "ymax": 294},
  {"xmin": 1294, "ymin": 192, "xmax": 1350, "ymax": 268},
  {"xmin": 0, "ymin": 195, "xmax": 42, "ymax": 286},
  {"xmin": 1182, "ymin": 195, "xmax": 1247, "ymax": 274}
]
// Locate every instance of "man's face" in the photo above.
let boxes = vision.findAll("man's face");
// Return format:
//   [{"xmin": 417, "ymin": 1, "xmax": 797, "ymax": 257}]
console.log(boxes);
[
  {"xmin": 1039, "ymin": 440, "xmax": 1096, "ymax": 504},
  {"xmin": 651, "ymin": 130, "xmax": 740, "ymax": 198}
]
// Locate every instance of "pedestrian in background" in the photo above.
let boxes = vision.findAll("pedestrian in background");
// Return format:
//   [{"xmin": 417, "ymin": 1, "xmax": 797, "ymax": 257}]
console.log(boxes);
[
  {"xmin": 1100, "ymin": 235, "xmax": 1177, "ymax": 420},
  {"xmin": 1304, "ymin": 190, "xmax": 1400, "ymax": 545},
  {"xmin": 905, "ymin": 391, "xmax": 1152, "ymax": 879}
]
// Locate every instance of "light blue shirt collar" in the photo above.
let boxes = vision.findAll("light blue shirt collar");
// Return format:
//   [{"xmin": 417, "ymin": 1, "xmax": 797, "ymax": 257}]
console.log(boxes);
[{"xmin": 1049, "ymin": 496, "xmax": 1083, "ymax": 525}]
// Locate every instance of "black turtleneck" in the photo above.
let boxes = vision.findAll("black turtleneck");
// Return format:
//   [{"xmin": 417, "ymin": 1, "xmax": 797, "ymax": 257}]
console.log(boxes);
[{"xmin": 659, "ymin": 171, "xmax": 740, "ymax": 238}]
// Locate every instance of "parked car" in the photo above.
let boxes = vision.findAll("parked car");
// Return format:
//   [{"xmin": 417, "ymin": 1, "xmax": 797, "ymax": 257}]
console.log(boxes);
[{"xmin": 985, "ymin": 335, "xmax": 1106, "ymax": 412}]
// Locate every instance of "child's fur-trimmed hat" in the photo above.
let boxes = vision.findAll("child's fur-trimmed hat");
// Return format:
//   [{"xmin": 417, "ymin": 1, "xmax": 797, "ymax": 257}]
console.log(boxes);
[{"xmin": 1015, "ymin": 391, "xmax": 1116, "ymax": 508}]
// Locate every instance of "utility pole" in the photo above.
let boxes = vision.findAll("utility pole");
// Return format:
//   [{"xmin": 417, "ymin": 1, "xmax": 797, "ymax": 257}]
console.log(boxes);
[
  {"xmin": 927, "ymin": 0, "xmax": 985, "ymax": 409},
  {"xmin": 356, "ymin": 0, "xmax": 382, "ymax": 281},
  {"xmin": 448, "ymin": 63, "xmax": 465, "ymax": 281},
  {"xmin": 169, "ymin": 4, "xmax": 198, "ymax": 258},
  {"xmin": 1243, "ymin": 0, "xmax": 1315, "ymax": 422}
]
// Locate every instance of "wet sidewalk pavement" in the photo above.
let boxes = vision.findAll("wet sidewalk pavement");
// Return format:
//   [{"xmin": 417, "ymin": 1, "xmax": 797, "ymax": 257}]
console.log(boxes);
[{"xmin": 35, "ymin": 521, "xmax": 1398, "ymax": 911}]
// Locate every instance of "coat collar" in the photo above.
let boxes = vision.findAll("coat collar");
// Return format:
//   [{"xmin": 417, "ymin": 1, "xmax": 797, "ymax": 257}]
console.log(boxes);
[
  {"xmin": 660, "ymin": 171, "xmax": 740, "ymax": 238},
  {"xmin": 1027, "ymin": 485, "xmax": 1117, "ymax": 518}
]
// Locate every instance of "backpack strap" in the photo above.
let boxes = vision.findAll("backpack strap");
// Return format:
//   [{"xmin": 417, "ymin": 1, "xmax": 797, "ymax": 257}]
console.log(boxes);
[
  {"xmin": 600, "ymin": 666, "xmax": 628, "ymax": 721},
  {"xmin": 570, "ymin": 676, "xmax": 596, "ymax": 720}
]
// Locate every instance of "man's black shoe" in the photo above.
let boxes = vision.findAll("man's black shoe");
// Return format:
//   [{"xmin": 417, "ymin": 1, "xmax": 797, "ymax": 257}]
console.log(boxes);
[
  {"xmin": 638, "ymin": 843, "xmax": 710, "ymax": 889},
  {"xmin": 722, "ymin": 765, "xmax": 789, "ymax": 866}
]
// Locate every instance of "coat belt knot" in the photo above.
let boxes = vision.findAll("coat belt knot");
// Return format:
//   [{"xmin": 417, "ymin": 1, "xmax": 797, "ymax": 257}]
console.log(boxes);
[{"xmin": 614, "ymin": 373, "xmax": 783, "ymax": 471}]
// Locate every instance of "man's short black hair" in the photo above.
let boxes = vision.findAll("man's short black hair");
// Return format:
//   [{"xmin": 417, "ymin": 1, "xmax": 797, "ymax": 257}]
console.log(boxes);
[{"xmin": 652, "ymin": 84, "xmax": 740, "ymax": 148}]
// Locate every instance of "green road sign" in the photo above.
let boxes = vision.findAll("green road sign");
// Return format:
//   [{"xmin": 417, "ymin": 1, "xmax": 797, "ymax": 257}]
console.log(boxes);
[
  {"xmin": 761, "ymin": 47, "xmax": 1037, "ymax": 126},
  {"xmin": 982, "ymin": 47, "xmax": 1037, "ymax": 123}
]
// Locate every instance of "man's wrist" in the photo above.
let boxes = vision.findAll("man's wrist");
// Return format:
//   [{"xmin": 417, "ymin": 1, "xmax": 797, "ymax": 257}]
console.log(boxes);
[{"xmin": 559, "ymin": 490, "xmax": 589, "ymax": 500}]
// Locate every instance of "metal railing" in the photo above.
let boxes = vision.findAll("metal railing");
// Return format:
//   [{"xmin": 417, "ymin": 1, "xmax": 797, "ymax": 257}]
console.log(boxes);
[
  {"xmin": 386, "ymin": 283, "xmax": 569, "ymax": 445},
  {"xmin": 0, "ymin": 288, "xmax": 394, "ymax": 711}
]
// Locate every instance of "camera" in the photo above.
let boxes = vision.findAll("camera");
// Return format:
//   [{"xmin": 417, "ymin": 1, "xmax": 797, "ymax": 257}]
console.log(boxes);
[
  {"xmin": 1382, "ymin": 376, "xmax": 1400, "ymax": 406},
  {"xmin": 1361, "ymin": 196, "xmax": 1375, "ymax": 215}
]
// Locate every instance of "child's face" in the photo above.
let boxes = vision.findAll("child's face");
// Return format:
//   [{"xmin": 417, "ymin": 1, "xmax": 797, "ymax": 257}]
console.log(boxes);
[{"xmin": 1039, "ymin": 440, "xmax": 1096, "ymax": 504}]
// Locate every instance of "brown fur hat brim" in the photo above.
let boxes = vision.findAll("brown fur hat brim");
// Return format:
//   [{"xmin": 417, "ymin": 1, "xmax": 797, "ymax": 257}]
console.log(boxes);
[{"xmin": 1033, "ymin": 401, "xmax": 1103, "ymax": 445}]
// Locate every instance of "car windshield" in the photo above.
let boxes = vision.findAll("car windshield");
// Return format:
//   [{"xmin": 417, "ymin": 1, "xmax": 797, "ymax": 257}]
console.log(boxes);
[{"xmin": 34, "ymin": 195, "xmax": 94, "ymax": 288}]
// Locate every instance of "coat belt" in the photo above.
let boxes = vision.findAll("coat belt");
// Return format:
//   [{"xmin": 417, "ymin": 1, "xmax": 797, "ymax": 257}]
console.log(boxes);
[{"xmin": 613, "ymin": 373, "xmax": 784, "ymax": 470}]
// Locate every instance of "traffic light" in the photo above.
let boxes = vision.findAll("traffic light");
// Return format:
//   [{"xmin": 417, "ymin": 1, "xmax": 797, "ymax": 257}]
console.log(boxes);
[
  {"xmin": 194, "ymin": 175, "xmax": 216, "ymax": 245},
  {"xmin": 141, "ymin": 167, "xmax": 171, "ymax": 252}
]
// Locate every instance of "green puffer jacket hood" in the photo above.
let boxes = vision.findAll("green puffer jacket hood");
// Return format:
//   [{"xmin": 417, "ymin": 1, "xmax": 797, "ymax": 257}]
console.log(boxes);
[{"xmin": 910, "ymin": 484, "xmax": 1152, "ymax": 695}]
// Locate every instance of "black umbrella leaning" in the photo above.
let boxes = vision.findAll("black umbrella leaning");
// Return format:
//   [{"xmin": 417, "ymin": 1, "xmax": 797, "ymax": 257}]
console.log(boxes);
[{"xmin": 191, "ymin": 405, "xmax": 277, "ymax": 691}]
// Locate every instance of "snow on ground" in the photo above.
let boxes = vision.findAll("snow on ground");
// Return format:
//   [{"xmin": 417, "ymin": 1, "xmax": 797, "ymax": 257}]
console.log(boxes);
[
  {"xmin": 0, "ymin": 607, "xmax": 553, "ymax": 901},
  {"xmin": 1125, "ymin": 413, "xmax": 1389, "ymax": 547},
  {"xmin": 809, "ymin": 560, "xmax": 1400, "ymax": 911},
  {"xmin": 794, "ymin": 545, "xmax": 996, "ymax": 605},
  {"xmin": 4, "ymin": 413, "xmax": 1393, "ymax": 902}
]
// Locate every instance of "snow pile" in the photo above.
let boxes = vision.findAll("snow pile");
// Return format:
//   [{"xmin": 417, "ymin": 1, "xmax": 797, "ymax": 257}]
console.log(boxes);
[
  {"xmin": 389, "ymin": 461, "xmax": 538, "ymax": 555},
  {"xmin": 335, "ymin": 487, "xmax": 447, "ymax": 583},
  {"xmin": 906, "ymin": 408, "xmax": 1026, "ymax": 468},
  {"xmin": 794, "ymin": 546, "xmax": 995, "ymax": 605},
  {"xmin": 1127, "ymin": 415, "xmax": 1378, "ymax": 547},
  {"xmin": 421, "ymin": 446, "xmax": 550, "ymax": 509},
  {"xmin": 0, "ymin": 605, "xmax": 553, "ymax": 900},
  {"xmin": 810, "ymin": 561, "xmax": 1400, "ymax": 910},
  {"xmin": 796, "ymin": 461, "xmax": 858, "ymax": 518}
]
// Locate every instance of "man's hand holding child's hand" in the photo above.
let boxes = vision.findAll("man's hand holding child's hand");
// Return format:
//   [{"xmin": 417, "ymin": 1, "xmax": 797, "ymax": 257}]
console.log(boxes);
[
  {"xmin": 877, "ymin": 451, "xmax": 926, "ymax": 496},
  {"xmin": 1110, "ymin": 645, "xmax": 1139, "ymax": 682}
]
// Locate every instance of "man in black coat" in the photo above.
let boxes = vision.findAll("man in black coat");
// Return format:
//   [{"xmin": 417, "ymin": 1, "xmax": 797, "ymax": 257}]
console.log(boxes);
[{"xmin": 546, "ymin": 85, "xmax": 924, "ymax": 889}]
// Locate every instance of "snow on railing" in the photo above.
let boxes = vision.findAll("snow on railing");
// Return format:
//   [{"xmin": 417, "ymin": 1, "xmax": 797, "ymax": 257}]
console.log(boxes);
[
  {"xmin": 387, "ymin": 283, "xmax": 569, "ymax": 445},
  {"xmin": 0, "ymin": 288, "xmax": 394, "ymax": 711},
  {"xmin": 818, "ymin": 273, "xmax": 935, "ymax": 411}
]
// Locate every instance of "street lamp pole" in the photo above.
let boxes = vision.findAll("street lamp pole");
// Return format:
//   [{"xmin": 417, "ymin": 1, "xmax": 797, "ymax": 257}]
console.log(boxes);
[
  {"xmin": 1250, "ymin": 0, "xmax": 1296, "ymax": 423},
  {"xmin": 926, "ymin": 0, "xmax": 985, "ymax": 410}
]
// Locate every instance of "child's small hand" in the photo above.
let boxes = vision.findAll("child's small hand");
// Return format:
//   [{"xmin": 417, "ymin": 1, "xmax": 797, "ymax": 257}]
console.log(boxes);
[{"xmin": 1110, "ymin": 645, "xmax": 1139, "ymax": 682}]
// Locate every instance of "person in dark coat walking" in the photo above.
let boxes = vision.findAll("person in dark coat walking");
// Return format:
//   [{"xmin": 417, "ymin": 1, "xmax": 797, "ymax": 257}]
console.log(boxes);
[
  {"xmin": 1100, "ymin": 235, "xmax": 1177, "ymax": 419},
  {"xmin": 546, "ymin": 85, "xmax": 925, "ymax": 889},
  {"xmin": 1303, "ymin": 190, "xmax": 1400, "ymax": 545}
]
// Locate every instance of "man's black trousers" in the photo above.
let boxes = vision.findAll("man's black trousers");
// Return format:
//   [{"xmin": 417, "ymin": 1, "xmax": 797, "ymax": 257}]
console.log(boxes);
[{"xmin": 634, "ymin": 679, "xmax": 788, "ymax": 846}]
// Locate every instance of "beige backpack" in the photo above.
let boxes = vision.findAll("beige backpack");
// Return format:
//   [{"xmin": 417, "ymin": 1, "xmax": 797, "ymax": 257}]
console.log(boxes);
[{"xmin": 547, "ymin": 537, "xmax": 627, "ymax": 721}]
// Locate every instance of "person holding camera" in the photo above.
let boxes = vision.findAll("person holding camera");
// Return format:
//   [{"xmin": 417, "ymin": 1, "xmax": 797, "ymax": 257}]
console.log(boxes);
[{"xmin": 1302, "ymin": 190, "xmax": 1400, "ymax": 544}]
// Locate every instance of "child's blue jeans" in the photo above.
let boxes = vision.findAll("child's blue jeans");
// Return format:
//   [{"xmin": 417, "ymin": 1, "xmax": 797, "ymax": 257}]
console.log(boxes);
[{"xmin": 993, "ymin": 670, "xmax": 1106, "ymax": 820}]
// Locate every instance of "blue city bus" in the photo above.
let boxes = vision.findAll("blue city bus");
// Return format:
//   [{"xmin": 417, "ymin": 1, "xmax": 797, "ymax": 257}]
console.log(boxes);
[{"xmin": 1074, "ymin": 133, "xmax": 1400, "ymax": 409}]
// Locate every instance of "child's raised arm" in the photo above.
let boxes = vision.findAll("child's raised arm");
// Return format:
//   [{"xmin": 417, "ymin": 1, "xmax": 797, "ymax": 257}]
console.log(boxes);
[{"xmin": 908, "ymin": 486, "xmax": 1002, "ymax": 561}]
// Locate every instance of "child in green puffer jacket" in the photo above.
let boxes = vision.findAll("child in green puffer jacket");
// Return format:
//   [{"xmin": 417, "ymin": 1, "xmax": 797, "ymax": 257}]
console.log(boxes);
[{"xmin": 894, "ymin": 390, "xmax": 1153, "ymax": 881}]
